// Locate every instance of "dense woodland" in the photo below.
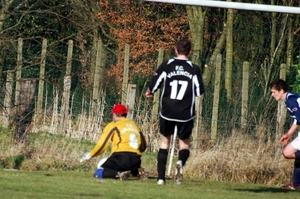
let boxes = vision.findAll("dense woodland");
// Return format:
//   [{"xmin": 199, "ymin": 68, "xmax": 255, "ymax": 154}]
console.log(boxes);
[{"xmin": 1, "ymin": 0, "xmax": 300, "ymax": 141}]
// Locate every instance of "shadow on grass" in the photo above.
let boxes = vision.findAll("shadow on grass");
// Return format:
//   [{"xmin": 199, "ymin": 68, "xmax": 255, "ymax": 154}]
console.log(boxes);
[
  {"xmin": 125, "ymin": 176, "xmax": 168, "ymax": 181},
  {"xmin": 231, "ymin": 187, "xmax": 300, "ymax": 193}
]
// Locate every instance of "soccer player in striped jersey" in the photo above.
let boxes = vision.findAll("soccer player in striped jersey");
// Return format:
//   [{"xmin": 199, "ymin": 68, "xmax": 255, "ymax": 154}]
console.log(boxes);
[
  {"xmin": 145, "ymin": 39, "xmax": 204, "ymax": 185},
  {"xmin": 270, "ymin": 79, "xmax": 300, "ymax": 189}
]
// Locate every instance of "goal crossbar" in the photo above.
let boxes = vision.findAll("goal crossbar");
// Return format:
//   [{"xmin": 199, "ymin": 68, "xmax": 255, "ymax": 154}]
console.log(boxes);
[{"xmin": 142, "ymin": 0, "xmax": 300, "ymax": 14}]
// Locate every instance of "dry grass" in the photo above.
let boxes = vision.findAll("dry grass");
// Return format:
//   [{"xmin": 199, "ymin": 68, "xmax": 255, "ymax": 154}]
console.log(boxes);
[
  {"xmin": 0, "ymin": 128, "xmax": 106, "ymax": 172},
  {"xmin": 185, "ymin": 129, "xmax": 292, "ymax": 186},
  {"xmin": 0, "ymin": 125, "xmax": 294, "ymax": 186}
]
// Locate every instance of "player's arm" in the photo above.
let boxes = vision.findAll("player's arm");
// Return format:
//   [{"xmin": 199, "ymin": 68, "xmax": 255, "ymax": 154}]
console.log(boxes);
[
  {"xmin": 90, "ymin": 122, "xmax": 115, "ymax": 157},
  {"xmin": 280, "ymin": 123, "xmax": 298, "ymax": 146},
  {"xmin": 139, "ymin": 131, "xmax": 147, "ymax": 153},
  {"xmin": 280, "ymin": 99, "xmax": 300, "ymax": 146},
  {"xmin": 193, "ymin": 66, "xmax": 204, "ymax": 98},
  {"xmin": 145, "ymin": 62, "xmax": 166, "ymax": 98},
  {"xmin": 80, "ymin": 123, "xmax": 115, "ymax": 162},
  {"xmin": 293, "ymin": 98, "xmax": 300, "ymax": 126}
]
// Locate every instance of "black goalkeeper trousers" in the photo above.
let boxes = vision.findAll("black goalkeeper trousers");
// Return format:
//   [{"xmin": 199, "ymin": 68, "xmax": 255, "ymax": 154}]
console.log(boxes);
[{"xmin": 102, "ymin": 152, "xmax": 141, "ymax": 176}]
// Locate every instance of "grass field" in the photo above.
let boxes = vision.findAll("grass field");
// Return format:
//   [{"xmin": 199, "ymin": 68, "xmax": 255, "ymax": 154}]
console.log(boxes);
[
  {"xmin": 0, "ymin": 127, "xmax": 299, "ymax": 198},
  {"xmin": 0, "ymin": 169, "xmax": 299, "ymax": 199}
]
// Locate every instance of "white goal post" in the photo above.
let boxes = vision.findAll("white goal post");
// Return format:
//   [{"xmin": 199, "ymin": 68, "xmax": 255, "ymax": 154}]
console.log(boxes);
[{"xmin": 142, "ymin": 0, "xmax": 300, "ymax": 14}]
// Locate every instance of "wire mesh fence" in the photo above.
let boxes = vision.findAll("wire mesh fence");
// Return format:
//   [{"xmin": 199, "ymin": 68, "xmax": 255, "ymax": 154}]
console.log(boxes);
[
  {"xmin": 0, "ymin": 36, "xmax": 285, "ymax": 149},
  {"xmin": 1, "ymin": 2, "xmax": 299, "ymax": 151}
]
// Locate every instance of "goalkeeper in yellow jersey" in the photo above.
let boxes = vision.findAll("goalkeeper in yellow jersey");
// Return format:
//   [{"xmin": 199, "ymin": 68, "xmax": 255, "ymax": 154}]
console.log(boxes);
[{"xmin": 80, "ymin": 104, "xmax": 147, "ymax": 180}]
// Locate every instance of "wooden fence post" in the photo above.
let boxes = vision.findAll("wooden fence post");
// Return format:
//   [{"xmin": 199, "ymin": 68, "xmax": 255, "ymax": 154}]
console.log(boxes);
[
  {"xmin": 122, "ymin": 43, "xmax": 130, "ymax": 105},
  {"xmin": 211, "ymin": 54, "xmax": 222, "ymax": 141},
  {"xmin": 14, "ymin": 79, "xmax": 36, "ymax": 143},
  {"xmin": 241, "ymin": 61, "xmax": 249, "ymax": 128},
  {"xmin": 15, "ymin": 38, "xmax": 23, "ymax": 111},
  {"xmin": 92, "ymin": 39, "xmax": 105, "ymax": 112},
  {"xmin": 50, "ymin": 88, "xmax": 59, "ymax": 133},
  {"xmin": 2, "ymin": 70, "xmax": 14, "ymax": 127},
  {"xmin": 0, "ymin": 57, "xmax": 2, "ymax": 80},
  {"xmin": 60, "ymin": 40, "xmax": 73, "ymax": 132},
  {"xmin": 193, "ymin": 91, "xmax": 203, "ymax": 149},
  {"xmin": 36, "ymin": 38, "xmax": 47, "ymax": 122},
  {"xmin": 151, "ymin": 48, "xmax": 164, "ymax": 122},
  {"xmin": 126, "ymin": 84, "xmax": 136, "ymax": 120}
]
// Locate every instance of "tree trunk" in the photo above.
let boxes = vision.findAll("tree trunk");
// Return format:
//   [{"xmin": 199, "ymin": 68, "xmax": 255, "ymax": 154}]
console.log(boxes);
[
  {"xmin": 275, "ymin": 63, "xmax": 287, "ymax": 159},
  {"xmin": 3, "ymin": 70, "xmax": 14, "ymax": 127},
  {"xmin": 186, "ymin": 6, "xmax": 206, "ymax": 66},
  {"xmin": 186, "ymin": 6, "xmax": 207, "ymax": 146},
  {"xmin": 286, "ymin": 16, "xmax": 293, "ymax": 73},
  {"xmin": 0, "ymin": 0, "xmax": 14, "ymax": 32},
  {"xmin": 263, "ymin": 10, "xmax": 288, "ymax": 95}
]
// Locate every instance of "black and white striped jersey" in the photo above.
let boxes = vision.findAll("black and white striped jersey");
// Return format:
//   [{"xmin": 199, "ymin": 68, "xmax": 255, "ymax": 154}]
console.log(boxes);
[{"xmin": 148, "ymin": 58, "xmax": 204, "ymax": 122}]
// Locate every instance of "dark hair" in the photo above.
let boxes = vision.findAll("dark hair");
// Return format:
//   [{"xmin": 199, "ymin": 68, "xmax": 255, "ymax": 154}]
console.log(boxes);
[
  {"xmin": 269, "ymin": 79, "xmax": 289, "ymax": 92},
  {"xmin": 176, "ymin": 39, "xmax": 191, "ymax": 56},
  {"xmin": 115, "ymin": 113, "xmax": 127, "ymax": 117}
]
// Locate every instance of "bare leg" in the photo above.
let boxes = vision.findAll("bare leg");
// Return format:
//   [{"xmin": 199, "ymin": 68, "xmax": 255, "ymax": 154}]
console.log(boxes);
[
  {"xmin": 160, "ymin": 134, "xmax": 171, "ymax": 149},
  {"xmin": 283, "ymin": 143, "xmax": 298, "ymax": 159},
  {"xmin": 178, "ymin": 138, "xmax": 190, "ymax": 150}
]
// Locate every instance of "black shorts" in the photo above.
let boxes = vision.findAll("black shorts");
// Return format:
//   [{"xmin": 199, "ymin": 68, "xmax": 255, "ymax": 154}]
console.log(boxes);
[
  {"xmin": 102, "ymin": 152, "xmax": 141, "ymax": 173},
  {"xmin": 159, "ymin": 117, "xmax": 194, "ymax": 140}
]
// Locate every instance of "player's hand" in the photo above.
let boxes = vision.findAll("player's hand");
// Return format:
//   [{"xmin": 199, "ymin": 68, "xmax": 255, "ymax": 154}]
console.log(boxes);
[
  {"xmin": 145, "ymin": 89, "xmax": 153, "ymax": 98},
  {"xmin": 80, "ymin": 152, "xmax": 91, "ymax": 162},
  {"xmin": 279, "ymin": 134, "xmax": 290, "ymax": 146}
]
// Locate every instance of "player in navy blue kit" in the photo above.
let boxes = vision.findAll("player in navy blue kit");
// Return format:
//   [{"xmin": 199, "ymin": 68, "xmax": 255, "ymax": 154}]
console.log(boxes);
[
  {"xmin": 145, "ymin": 39, "xmax": 204, "ymax": 185},
  {"xmin": 270, "ymin": 79, "xmax": 300, "ymax": 189}
]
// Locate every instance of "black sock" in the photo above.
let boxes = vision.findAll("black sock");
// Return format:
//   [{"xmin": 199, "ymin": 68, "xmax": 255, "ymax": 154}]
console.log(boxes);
[
  {"xmin": 157, "ymin": 148, "xmax": 168, "ymax": 180},
  {"xmin": 295, "ymin": 159, "xmax": 300, "ymax": 168},
  {"xmin": 293, "ymin": 168, "xmax": 300, "ymax": 187},
  {"xmin": 178, "ymin": 149, "xmax": 190, "ymax": 166},
  {"xmin": 295, "ymin": 150, "xmax": 300, "ymax": 161},
  {"xmin": 131, "ymin": 168, "xmax": 139, "ymax": 177},
  {"xmin": 292, "ymin": 151, "xmax": 300, "ymax": 187}
]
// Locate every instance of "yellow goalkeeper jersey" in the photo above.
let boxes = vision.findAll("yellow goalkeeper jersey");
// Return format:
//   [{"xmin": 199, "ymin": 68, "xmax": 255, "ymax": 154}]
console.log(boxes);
[{"xmin": 90, "ymin": 118, "xmax": 146, "ymax": 157}]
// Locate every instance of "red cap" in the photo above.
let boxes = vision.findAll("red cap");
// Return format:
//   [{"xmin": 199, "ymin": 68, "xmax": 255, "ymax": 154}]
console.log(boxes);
[{"xmin": 112, "ymin": 104, "xmax": 128, "ymax": 114}]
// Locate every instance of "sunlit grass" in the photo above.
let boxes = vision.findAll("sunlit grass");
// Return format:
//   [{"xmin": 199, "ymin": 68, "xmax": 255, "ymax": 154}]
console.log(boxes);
[
  {"xmin": 0, "ymin": 169, "xmax": 299, "ymax": 199},
  {"xmin": 0, "ymin": 126, "xmax": 294, "ymax": 188}
]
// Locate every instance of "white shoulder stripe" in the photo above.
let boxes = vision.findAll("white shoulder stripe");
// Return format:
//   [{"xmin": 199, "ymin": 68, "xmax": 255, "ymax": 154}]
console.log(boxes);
[
  {"xmin": 152, "ymin": 72, "xmax": 166, "ymax": 93},
  {"xmin": 167, "ymin": 59, "xmax": 175, "ymax": 65}
]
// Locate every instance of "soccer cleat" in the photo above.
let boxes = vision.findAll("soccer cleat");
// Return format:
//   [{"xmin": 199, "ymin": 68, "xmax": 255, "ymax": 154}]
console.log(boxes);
[
  {"xmin": 138, "ymin": 167, "xmax": 148, "ymax": 180},
  {"xmin": 157, "ymin": 179, "xmax": 165, "ymax": 185},
  {"xmin": 174, "ymin": 160, "xmax": 183, "ymax": 185},
  {"xmin": 282, "ymin": 183, "xmax": 300, "ymax": 190},
  {"xmin": 117, "ymin": 171, "xmax": 131, "ymax": 181}
]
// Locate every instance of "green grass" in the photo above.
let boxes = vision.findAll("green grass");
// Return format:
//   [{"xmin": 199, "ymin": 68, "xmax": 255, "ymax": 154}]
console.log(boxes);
[
  {"xmin": 0, "ymin": 169, "xmax": 299, "ymax": 199},
  {"xmin": 0, "ymin": 127, "xmax": 298, "ymax": 198}
]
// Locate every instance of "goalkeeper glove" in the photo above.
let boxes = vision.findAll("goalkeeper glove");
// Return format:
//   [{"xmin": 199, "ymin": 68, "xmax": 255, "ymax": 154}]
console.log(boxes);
[{"xmin": 80, "ymin": 152, "xmax": 91, "ymax": 162}]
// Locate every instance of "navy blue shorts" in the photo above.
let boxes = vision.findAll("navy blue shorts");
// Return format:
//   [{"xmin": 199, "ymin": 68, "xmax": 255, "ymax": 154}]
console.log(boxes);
[{"xmin": 159, "ymin": 117, "xmax": 194, "ymax": 140}]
